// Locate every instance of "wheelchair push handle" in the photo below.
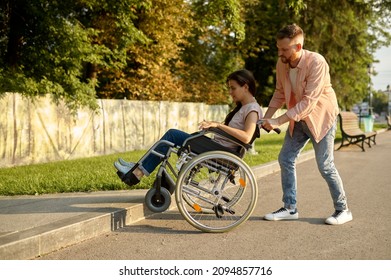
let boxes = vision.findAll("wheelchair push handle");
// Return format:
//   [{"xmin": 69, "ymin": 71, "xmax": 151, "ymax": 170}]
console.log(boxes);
[{"xmin": 257, "ymin": 120, "xmax": 281, "ymax": 134}]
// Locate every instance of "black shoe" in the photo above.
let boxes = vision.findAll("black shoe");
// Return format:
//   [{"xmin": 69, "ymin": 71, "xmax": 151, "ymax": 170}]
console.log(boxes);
[{"xmin": 115, "ymin": 162, "xmax": 140, "ymax": 187}]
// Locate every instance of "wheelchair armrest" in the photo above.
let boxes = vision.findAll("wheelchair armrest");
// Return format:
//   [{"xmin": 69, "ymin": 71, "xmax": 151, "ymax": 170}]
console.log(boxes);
[{"xmin": 206, "ymin": 127, "xmax": 253, "ymax": 150}]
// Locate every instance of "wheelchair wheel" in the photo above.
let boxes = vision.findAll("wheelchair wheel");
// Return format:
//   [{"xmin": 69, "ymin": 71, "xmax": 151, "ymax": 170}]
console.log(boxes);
[
  {"xmin": 175, "ymin": 151, "xmax": 258, "ymax": 233},
  {"xmin": 180, "ymin": 165, "xmax": 246, "ymax": 215},
  {"xmin": 145, "ymin": 187, "xmax": 171, "ymax": 213}
]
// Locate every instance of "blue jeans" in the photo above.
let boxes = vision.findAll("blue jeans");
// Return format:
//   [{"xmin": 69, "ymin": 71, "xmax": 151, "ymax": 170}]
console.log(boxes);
[
  {"xmin": 140, "ymin": 129, "xmax": 191, "ymax": 175},
  {"xmin": 278, "ymin": 121, "xmax": 347, "ymax": 211}
]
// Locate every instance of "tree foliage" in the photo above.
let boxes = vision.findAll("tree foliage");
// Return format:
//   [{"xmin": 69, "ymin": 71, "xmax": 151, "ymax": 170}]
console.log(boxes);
[
  {"xmin": 96, "ymin": 0, "xmax": 193, "ymax": 101},
  {"xmin": 179, "ymin": 0, "xmax": 246, "ymax": 104},
  {"xmin": 0, "ymin": 0, "xmax": 150, "ymax": 111},
  {"xmin": 240, "ymin": 0, "xmax": 391, "ymax": 110},
  {"xmin": 0, "ymin": 0, "xmax": 390, "ymax": 112},
  {"xmin": 292, "ymin": 0, "xmax": 391, "ymax": 110}
]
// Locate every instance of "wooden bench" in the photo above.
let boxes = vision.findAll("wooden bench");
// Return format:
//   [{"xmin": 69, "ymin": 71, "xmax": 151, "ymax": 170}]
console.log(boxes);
[{"xmin": 337, "ymin": 111, "xmax": 377, "ymax": 152}]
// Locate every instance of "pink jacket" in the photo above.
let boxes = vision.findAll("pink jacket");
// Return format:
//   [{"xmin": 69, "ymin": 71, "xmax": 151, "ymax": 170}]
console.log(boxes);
[{"xmin": 269, "ymin": 49, "xmax": 340, "ymax": 143}]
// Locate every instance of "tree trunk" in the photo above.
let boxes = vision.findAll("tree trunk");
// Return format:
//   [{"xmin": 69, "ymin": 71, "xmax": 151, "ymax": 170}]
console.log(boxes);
[{"xmin": 5, "ymin": 1, "xmax": 25, "ymax": 69}]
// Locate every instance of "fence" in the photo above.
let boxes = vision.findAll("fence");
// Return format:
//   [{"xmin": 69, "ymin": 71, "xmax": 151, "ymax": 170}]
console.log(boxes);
[{"xmin": 0, "ymin": 93, "xmax": 230, "ymax": 167}]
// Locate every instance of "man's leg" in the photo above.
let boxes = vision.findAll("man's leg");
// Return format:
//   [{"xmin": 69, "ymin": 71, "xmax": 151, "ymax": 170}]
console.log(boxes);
[
  {"xmin": 307, "ymin": 121, "xmax": 348, "ymax": 210},
  {"xmin": 264, "ymin": 122, "xmax": 309, "ymax": 220},
  {"xmin": 304, "ymin": 121, "xmax": 352, "ymax": 225},
  {"xmin": 279, "ymin": 122, "xmax": 310, "ymax": 210}
]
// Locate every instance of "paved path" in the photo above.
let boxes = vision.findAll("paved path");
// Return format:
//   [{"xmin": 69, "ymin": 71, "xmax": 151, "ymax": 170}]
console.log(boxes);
[{"xmin": 0, "ymin": 131, "xmax": 390, "ymax": 260}]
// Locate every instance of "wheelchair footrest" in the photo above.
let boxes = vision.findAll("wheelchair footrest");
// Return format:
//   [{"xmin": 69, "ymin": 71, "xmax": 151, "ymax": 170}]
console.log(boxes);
[{"xmin": 117, "ymin": 170, "xmax": 140, "ymax": 187}]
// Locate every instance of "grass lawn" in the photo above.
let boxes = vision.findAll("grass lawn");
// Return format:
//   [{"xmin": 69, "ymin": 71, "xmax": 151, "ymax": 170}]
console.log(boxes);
[{"xmin": 0, "ymin": 123, "xmax": 386, "ymax": 196}]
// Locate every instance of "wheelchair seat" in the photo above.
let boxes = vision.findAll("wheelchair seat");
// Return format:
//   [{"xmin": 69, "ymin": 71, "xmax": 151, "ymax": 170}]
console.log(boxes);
[
  {"xmin": 181, "ymin": 134, "xmax": 242, "ymax": 157},
  {"xmin": 179, "ymin": 126, "xmax": 260, "ymax": 159}
]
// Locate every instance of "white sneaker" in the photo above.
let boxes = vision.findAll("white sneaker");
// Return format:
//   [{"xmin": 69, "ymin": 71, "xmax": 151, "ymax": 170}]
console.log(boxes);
[
  {"xmin": 264, "ymin": 207, "xmax": 299, "ymax": 221},
  {"xmin": 325, "ymin": 210, "xmax": 353, "ymax": 225}
]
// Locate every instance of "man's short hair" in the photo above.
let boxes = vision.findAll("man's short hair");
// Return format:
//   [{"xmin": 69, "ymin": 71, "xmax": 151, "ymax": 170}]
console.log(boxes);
[{"xmin": 276, "ymin": 24, "xmax": 304, "ymax": 42}]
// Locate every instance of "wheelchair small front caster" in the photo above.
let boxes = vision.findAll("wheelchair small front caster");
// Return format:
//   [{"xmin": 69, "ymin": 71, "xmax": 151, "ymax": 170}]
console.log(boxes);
[{"xmin": 145, "ymin": 187, "xmax": 171, "ymax": 213}]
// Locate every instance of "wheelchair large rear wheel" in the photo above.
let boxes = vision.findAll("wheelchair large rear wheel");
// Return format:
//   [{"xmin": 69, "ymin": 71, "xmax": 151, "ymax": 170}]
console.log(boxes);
[{"xmin": 175, "ymin": 151, "xmax": 258, "ymax": 233}]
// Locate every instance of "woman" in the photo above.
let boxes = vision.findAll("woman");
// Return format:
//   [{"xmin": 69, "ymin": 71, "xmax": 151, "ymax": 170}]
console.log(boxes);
[{"xmin": 115, "ymin": 69, "xmax": 263, "ymax": 187}]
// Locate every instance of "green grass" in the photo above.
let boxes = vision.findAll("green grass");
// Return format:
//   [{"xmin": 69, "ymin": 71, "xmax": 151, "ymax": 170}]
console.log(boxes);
[{"xmin": 0, "ymin": 123, "xmax": 386, "ymax": 196}]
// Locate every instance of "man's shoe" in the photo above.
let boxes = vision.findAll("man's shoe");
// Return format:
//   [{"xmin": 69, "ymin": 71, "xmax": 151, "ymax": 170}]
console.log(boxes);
[
  {"xmin": 264, "ymin": 207, "xmax": 299, "ymax": 221},
  {"xmin": 325, "ymin": 210, "xmax": 353, "ymax": 225}
]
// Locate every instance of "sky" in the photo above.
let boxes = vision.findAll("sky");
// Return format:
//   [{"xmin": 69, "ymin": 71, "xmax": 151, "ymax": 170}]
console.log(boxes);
[{"xmin": 372, "ymin": 44, "xmax": 391, "ymax": 92}]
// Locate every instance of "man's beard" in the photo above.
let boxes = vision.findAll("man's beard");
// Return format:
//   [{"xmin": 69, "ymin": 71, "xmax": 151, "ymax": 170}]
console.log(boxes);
[{"xmin": 280, "ymin": 56, "xmax": 290, "ymax": 64}]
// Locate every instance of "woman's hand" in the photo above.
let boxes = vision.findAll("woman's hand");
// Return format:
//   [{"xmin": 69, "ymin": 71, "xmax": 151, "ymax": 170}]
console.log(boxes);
[{"xmin": 198, "ymin": 120, "xmax": 220, "ymax": 130}]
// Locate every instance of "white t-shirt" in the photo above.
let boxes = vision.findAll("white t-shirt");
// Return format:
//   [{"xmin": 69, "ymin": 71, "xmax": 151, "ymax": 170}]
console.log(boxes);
[{"xmin": 289, "ymin": 67, "xmax": 298, "ymax": 96}]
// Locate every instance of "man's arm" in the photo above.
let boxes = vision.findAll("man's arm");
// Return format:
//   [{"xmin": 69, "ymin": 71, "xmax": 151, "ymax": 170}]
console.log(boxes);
[
  {"xmin": 263, "ymin": 107, "xmax": 278, "ymax": 119},
  {"xmin": 262, "ymin": 108, "xmax": 290, "ymax": 131}
]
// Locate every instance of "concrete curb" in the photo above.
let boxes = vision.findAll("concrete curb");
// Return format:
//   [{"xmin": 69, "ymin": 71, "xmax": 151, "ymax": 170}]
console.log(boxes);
[
  {"xmin": 0, "ymin": 150, "xmax": 315, "ymax": 260},
  {"xmin": 0, "ymin": 199, "xmax": 154, "ymax": 260}
]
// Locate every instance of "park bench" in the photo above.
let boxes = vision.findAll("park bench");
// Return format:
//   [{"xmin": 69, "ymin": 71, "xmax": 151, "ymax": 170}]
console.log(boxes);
[{"xmin": 337, "ymin": 111, "xmax": 376, "ymax": 152}]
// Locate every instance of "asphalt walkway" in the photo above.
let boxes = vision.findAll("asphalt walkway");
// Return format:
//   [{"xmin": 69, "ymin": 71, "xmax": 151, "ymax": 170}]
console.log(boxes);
[{"xmin": 0, "ymin": 130, "xmax": 389, "ymax": 260}]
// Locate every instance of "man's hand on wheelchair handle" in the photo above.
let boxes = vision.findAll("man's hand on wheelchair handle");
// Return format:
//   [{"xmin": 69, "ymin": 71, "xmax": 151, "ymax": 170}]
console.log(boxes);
[{"xmin": 258, "ymin": 119, "xmax": 281, "ymax": 134}]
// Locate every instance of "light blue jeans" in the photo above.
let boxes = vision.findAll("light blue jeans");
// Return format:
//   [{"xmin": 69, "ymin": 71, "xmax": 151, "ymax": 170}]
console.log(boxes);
[{"xmin": 278, "ymin": 120, "xmax": 348, "ymax": 211}]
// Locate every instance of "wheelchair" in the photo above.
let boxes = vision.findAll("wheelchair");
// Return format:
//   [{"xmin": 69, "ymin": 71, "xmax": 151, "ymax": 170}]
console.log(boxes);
[{"xmin": 121, "ymin": 125, "xmax": 276, "ymax": 233}]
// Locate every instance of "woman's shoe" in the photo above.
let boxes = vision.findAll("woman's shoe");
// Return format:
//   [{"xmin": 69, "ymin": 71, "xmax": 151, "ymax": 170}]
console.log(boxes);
[
  {"xmin": 114, "ymin": 160, "xmax": 132, "ymax": 174},
  {"xmin": 114, "ymin": 161, "xmax": 140, "ymax": 187},
  {"xmin": 118, "ymin": 158, "xmax": 135, "ymax": 169}
]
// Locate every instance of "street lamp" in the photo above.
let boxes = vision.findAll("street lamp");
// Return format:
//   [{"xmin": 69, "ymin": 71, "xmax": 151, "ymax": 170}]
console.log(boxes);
[
  {"xmin": 387, "ymin": 84, "xmax": 390, "ymax": 116},
  {"xmin": 367, "ymin": 64, "xmax": 374, "ymax": 116}
]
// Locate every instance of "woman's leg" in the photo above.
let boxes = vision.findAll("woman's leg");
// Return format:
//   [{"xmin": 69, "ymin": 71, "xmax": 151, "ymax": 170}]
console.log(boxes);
[
  {"xmin": 115, "ymin": 129, "xmax": 191, "ymax": 186},
  {"xmin": 140, "ymin": 129, "xmax": 191, "ymax": 175}
]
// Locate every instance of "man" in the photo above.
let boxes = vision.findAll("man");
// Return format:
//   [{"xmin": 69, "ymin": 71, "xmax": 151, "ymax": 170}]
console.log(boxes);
[{"xmin": 262, "ymin": 24, "xmax": 352, "ymax": 225}]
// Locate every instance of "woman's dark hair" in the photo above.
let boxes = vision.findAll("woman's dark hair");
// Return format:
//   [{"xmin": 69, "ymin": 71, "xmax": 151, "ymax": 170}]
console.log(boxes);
[
  {"xmin": 226, "ymin": 69, "xmax": 256, "ymax": 96},
  {"xmin": 223, "ymin": 69, "xmax": 256, "ymax": 125}
]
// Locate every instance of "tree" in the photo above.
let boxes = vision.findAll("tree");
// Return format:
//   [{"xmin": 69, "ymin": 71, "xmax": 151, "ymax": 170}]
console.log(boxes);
[
  {"xmin": 240, "ymin": 0, "xmax": 291, "ymax": 106},
  {"xmin": 100, "ymin": 0, "xmax": 248, "ymax": 104},
  {"xmin": 0, "ymin": 0, "xmax": 149, "ymax": 111},
  {"xmin": 293, "ymin": 0, "xmax": 391, "ymax": 110},
  {"xmin": 240, "ymin": 0, "xmax": 391, "ymax": 109},
  {"xmin": 96, "ymin": 0, "xmax": 194, "ymax": 101},
  {"xmin": 179, "ymin": 0, "xmax": 247, "ymax": 105},
  {"xmin": 371, "ymin": 90, "xmax": 389, "ymax": 115},
  {"xmin": 0, "ymin": 0, "xmax": 390, "ymax": 110}
]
